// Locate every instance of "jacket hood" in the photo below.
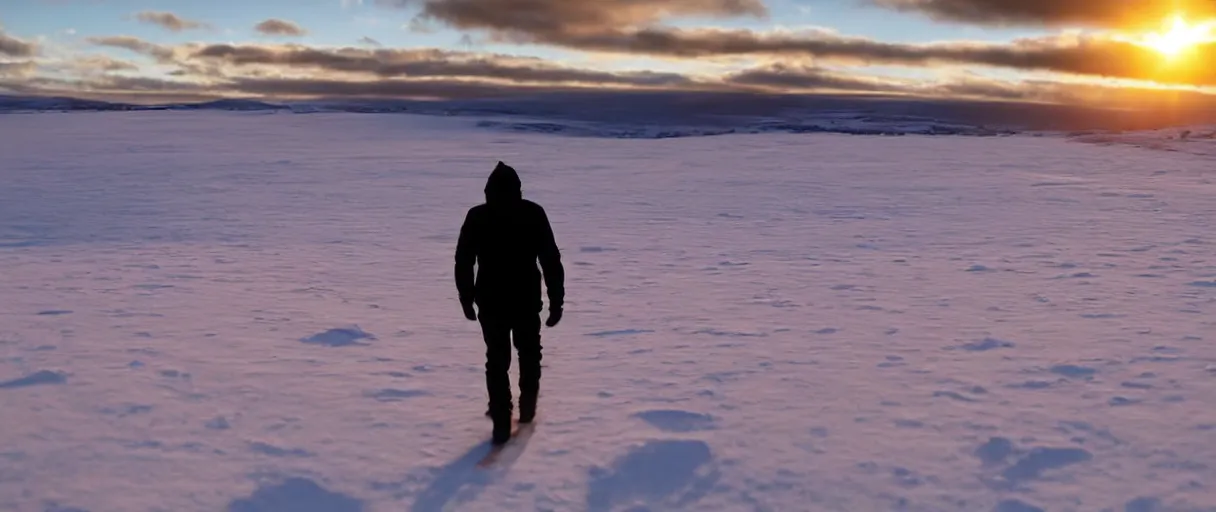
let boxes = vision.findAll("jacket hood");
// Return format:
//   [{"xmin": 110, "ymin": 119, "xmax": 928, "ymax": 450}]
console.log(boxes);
[{"xmin": 485, "ymin": 161, "xmax": 522, "ymax": 204}]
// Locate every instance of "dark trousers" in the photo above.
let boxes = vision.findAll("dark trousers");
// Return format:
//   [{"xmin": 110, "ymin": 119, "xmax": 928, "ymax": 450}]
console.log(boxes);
[{"xmin": 479, "ymin": 310, "xmax": 542, "ymax": 416}]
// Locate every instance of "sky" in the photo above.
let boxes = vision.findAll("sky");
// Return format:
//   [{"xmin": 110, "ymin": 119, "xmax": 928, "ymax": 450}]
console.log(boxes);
[{"xmin": 2, "ymin": 0, "xmax": 1216, "ymax": 105}]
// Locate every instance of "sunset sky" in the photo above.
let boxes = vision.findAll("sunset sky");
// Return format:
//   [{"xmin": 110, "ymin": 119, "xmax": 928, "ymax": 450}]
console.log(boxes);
[{"xmin": 2, "ymin": 0, "xmax": 1216, "ymax": 105}]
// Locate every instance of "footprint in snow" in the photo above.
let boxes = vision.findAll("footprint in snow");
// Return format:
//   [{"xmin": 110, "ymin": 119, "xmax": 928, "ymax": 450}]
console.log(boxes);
[
  {"xmin": 586, "ymin": 329, "xmax": 654, "ymax": 338},
  {"xmin": 877, "ymin": 355, "xmax": 904, "ymax": 368},
  {"xmin": 933, "ymin": 391, "xmax": 979, "ymax": 402},
  {"xmin": 975, "ymin": 436, "xmax": 1093, "ymax": 486},
  {"xmin": 1002, "ymin": 446, "xmax": 1092, "ymax": 483},
  {"xmin": 101, "ymin": 404, "xmax": 153, "ymax": 417},
  {"xmin": 958, "ymin": 338, "xmax": 1015, "ymax": 351},
  {"xmin": 1124, "ymin": 497, "xmax": 1163, "ymax": 512},
  {"xmin": 0, "ymin": 370, "xmax": 67, "ymax": 389},
  {"xmin": 585, "ymin": 440, "xmax": 716, "ymax": 512},
  {"xmin": 247, "ymin": 442, "xmax": 313, "ymax": 458},
  {"xmin": 227, "ymin": 477, "xmax": 363, "ymax": 512},
  {"xmin": 994, "ymin": 500, "xmax": 1044, "ymax": 512},
  {"xmin": 366, "ymin": 389, "xmax": 430, "ymax": 402},
  {"xmin": 1007, "ymin": 380, "xmax": 1055, "ymax": 390},
  {"xmin": 692, "ymin": 329, "xmax": 766, "ymax": 338},
  {"xmin": 631, "ymin": 410, "xmax": 715, "ymax": 432},
  {"xmin": 1108, "ymin": 396, "xmax": 1142, "ymax": 406},
  {"xmin": 1050, "ymin": 364, "xmax": 1097, "ymax": 378},
  {"xmin": 300, "ymin": 326, "xmax": 374, "ymax": 347}
]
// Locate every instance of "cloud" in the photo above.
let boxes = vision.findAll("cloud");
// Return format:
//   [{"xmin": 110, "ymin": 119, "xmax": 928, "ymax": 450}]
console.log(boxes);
[
  {"xmin": 73, "ymin": 24, "xmax": 1216, "ymax": 96},
  {"xmin": 722, "ymin": 64, "xmax": 1063, "ymax": 103},
  {"xmin": 9, "ymin": 59, "xmax": 1216, "ymax": 129},
  {"xmin": 6, "ymin": 32, "xmax": 1214, "ymax": 119},
  {"xmin": 723, "ymin": 63, "xmax": 903, "ymax": 93},
  {"xmin": 134, "ymin": 11, "xmax": 211, "ymax": 32},
  {"xmin": 255, "ymin": 19, "xmax": 308, "ymax": 37},
  {"xmin": 493, "ymin": 23, "xmax": 1216, "ymax": 87},
  {"xmin": 719, "ymin": 63, "xmax": 1050, "ymax": 100},
  {"xmin": 224, "ymin": 76, "xmax": 603, "ymax": 98},
  {"xmin": 96, "ymin": 75, "xmax": 210, "ymax": 93},
  {"xmin": 87, "ymin": 36, "xmax": 176, "ymax": 63},
  {"xmin": 870, "ymin": 0, "xmax": 1216, "ymax": 30},
  {"xmin": 0, "ymin": 30, "xmax": 37, "ymax": 57},
  {"xmin": 189, "ymin": 43, "xmax": 696, "ymax": 86},
  {"xmin": 0, "ymin": 60, "xmax": 37, "ymax": 77},
  {"xmin": 718, "ymin": 63, "xmax": 1216, "ymax": 112},
  {"xmin": 366, "ymin": 0, "xmax": 1216, "ymax": 87},
  {"xmin": 359, "ymin": 36, "xmax": 383, "ymax": 47},
  {"xmin": 67, "ymin": 55, "xmax": 141, "ymax": 73},
  {"xmin": 9, "ymin": 74, "xmax": 685, "ymax": 102},
  {"xmin": 377, "ymin": 0, "xmax": 768, "ymax": 35}
]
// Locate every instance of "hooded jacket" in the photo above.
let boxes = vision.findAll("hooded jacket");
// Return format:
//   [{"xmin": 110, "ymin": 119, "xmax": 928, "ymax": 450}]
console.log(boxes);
[{"xmin": 455, "ymin": 162, "xmax": 564, "ymax": 313}]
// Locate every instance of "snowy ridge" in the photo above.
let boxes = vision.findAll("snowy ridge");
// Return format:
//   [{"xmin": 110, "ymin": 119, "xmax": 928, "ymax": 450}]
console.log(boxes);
[
  {"xmin": 1069, "ymin": 124, "xmax": 1216, "ymax": 157},
  {"xmin": 473, "ymin": 115, "xmax": 1012, "ymax": 139}
]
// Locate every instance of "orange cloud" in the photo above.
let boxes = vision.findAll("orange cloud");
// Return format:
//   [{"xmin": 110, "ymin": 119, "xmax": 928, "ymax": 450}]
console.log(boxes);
[{"xmin": 871, "ymin": 0, "xmax": 1216, "ymax": 30}]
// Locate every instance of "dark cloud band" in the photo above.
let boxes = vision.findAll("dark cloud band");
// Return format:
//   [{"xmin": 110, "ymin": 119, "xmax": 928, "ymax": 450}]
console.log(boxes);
[
  {"xmin": 190, "ymin": 44, "xmax": 694, "ymax": 86},
  {"xmin": 380, "ymin": 0, "xmax": 768, "ymax": 34}
]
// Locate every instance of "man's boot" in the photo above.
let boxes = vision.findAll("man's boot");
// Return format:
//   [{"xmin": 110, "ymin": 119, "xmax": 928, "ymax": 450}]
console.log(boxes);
[
  {"xmin": 490, "ymin": 406, "xmax": 512, "ymax": 445},
  {"xmin": 518, "ymin": 391, "xmax": 536, "ymax": 424}
]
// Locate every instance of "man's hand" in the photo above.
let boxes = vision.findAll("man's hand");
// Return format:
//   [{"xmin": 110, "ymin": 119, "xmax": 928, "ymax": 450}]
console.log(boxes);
[
  {"xmin": 462, "ymin": 301, "xmax": 477, "ymax": 321},
  {"xmin": 545, "ymin": 306, "xmax": 563, "ymax": 327}
]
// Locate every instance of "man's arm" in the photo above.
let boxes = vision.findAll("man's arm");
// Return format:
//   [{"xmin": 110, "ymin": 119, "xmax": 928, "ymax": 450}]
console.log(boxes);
[
  {"xmin": 536, "ymin": 206, "xmax": 564, "ymax": 311},
  {"xmin": 454, "ymin": 209, "xmax": 478, "ymax": 314}
]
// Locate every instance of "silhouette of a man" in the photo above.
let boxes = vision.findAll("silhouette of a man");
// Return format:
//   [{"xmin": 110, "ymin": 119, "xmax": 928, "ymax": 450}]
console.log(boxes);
[{"xmin": 455, "ymin": 161, "xmax": 564, "ymax": 444}]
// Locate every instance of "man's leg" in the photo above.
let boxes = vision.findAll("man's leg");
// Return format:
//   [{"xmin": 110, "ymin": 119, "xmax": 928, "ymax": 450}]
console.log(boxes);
[
  {"xmin": 513, "ymin": 312, "xmax": 543, "ymax": 423},
  {"xmin": 479, "ymin": 312, "xmax": 514, "ymax": 442}
]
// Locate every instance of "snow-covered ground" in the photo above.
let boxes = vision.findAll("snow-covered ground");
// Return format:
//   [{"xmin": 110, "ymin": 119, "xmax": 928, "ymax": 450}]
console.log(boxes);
[{"xmin": 2, "ymin": 111, "xmax": 1215, "ymax": 512}]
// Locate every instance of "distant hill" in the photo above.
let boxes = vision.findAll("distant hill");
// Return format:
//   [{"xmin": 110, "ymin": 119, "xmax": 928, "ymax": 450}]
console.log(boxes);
[
  {"xmin": 0, "ymin": 95, "xmax": 141, "ymax": 112},
  {"xmin": 163, "ymin": 99, "xmax": 290, "ymax": 111},
  {"xmin": 0, "ymin": 96, "xmax": 289, "ymax": 113},
  {"xmin": 3, "ymin": 92, "xmax": 1215, "ymax": 138}
]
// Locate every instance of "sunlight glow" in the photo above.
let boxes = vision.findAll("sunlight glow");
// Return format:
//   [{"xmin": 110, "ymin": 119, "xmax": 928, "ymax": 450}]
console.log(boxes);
[{"xmin": 1142, "ymin": 15, "xmax": 1214, "ymax": 58}]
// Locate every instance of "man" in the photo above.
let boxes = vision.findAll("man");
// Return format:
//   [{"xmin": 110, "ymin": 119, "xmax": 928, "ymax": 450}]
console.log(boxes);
[{"xmin": 455, "ymin": 161, "xmax": 565, "ymax": 445}]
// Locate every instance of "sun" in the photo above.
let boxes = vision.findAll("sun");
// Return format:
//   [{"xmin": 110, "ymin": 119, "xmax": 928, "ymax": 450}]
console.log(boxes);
[{"xmin": 1142, "ymin": 15, "xmax": 1212, "ymax": 58}]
